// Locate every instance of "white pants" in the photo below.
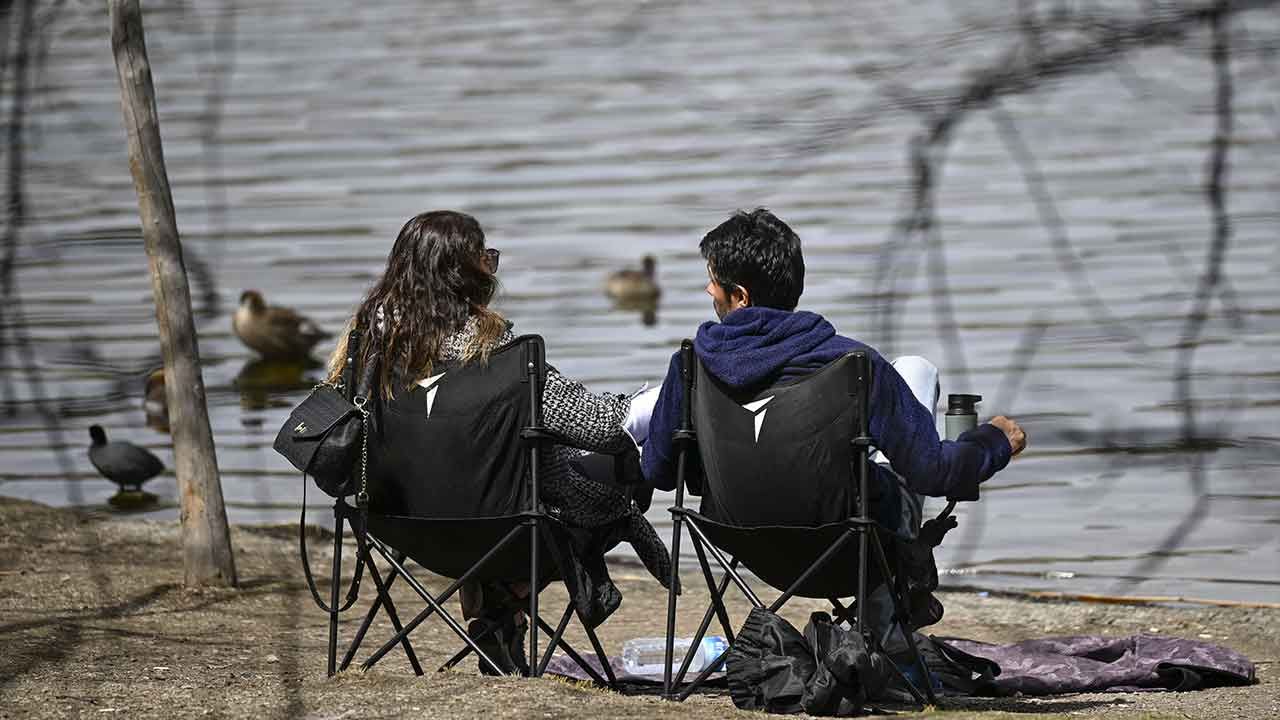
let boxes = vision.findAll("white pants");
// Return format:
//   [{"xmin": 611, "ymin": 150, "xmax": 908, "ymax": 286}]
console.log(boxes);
[
  {"xmin": 624, "ymin": 385, "xmax": 662, "ymax": 446},
  {"xmin": 872, "ymin": 355, "xmax": 940, "ymax": 462}
]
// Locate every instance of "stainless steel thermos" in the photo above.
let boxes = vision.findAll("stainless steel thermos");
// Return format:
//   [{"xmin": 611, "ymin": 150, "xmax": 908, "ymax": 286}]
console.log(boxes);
[{"xmin": 944, "ymin": 393, "xmax": 982, "ymax": 441}]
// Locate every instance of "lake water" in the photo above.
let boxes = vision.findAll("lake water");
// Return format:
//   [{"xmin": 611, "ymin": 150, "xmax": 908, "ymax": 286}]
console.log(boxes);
[{"xmin": 4, "ymin": 0, "xmax": 1278, "ymax": 603}]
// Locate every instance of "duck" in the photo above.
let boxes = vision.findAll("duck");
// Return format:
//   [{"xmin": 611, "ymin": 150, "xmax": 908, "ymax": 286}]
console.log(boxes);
[
  {"xmin": 233, "ymin": 290, "xmax": 332, "ymax": 361},
  {"xmin": 88, "ymin": 425, "xmax": 164, "ymax": 492},
  {"xmin": 605, "ymin": 255, "xmax": 661, "ymax": 304},
  {"xmin": 143, "ymin": 368, "xmax": 168, "ymax": 432}
]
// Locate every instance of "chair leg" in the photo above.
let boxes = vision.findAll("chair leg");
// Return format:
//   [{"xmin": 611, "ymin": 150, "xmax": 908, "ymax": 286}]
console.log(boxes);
[
  {"xmin": 365, "ymin": 557, "xmax": 424, "ymax": 675},
  {"xmin": 536, "ymin": 602, "xmax": 575, "ymax": 676},
  {"xmin": 856, "ymin": 525, "xmax": 869, "ymax": 639},
  {"xmin": 869, "ymin": 531, "xmax": 938, "ymax": 707},
  {"xmin": 867, "ymin": 631, "xmax": 931, "ymax": 706},
  {"xmin": 359, "ymin": 528, "xmax": 524, "ymax": 670},
  {"xmin": 829, "ymin": 597, "xmax": 858, "ymax": 628},
  {"xmin": 663, "ymin": 509, "xmax": 687, "ymax": 699},
  {"xmin": 683, "ymin": 523, "xmax": 860, "ymax": 697},
  {"xmin": 673, "ymin": 554, "xmax": 735, "ymax": 688},
  {"xmin": 528, "ymin": 520, "xmax": 540, "ymax": 678},
  {"xmin": 327, "ymin": 512, "xmax": 345, "ymax": 678},
  {"xmin": 440, "ymin": 599, "xmax": 588, "ymax": 676},
  {"xmin": 692, "ymin": 540, "xmax": 736, "ymax": 642},
  {"xmin": 534, "ymin": 614, "xmax": 609, "ymax": 686},
  {"xmin": 581, "ymin": 618, "xmax": 617, "ymax": 687},
  {"xmin": 360, "ymin": 541, "xmax": 505, "ymax": 674},
  {"xmin": 677, "ymin": 527, "xmax": 863, "ymax": 701},
  {"xmin": 527, "ymin": 601, "xmax": 616, "ymax": 687},
  {"xmin": 686, "ymin": 520, "xmax": 765, "ymax": 609},
  {"xmin": 340, "ymin": 551, "xmax": 406, "ymax": 672},
  {"xmin": 675, "ymin": 531, "xmax": 864, "ymax": 704},
  {"xmin": 438, "ymin": 621, "xmax": 501, "ymax": 672},
  {"xmin": 672, "ymin": 536, "xmax": 748, "ymax": 701},
  {"xmin": 675, "ymin": 644, "xmax": 730, "ymax": 702}
]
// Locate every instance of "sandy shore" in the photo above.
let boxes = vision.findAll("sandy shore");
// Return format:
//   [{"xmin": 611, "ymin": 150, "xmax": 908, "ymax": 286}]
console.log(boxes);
[{"xmin": 0, "ymin": 496, "xmax": 1274, "ymax": 719}]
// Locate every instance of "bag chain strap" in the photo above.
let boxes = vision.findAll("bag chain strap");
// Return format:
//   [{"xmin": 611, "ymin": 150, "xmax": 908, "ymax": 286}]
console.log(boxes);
[
  {"xmin": 315, "ymin": 379, "xmax": 370, "ymax": 509},
  {"xmin": 354, "ymin": 394, "xmax": 370, "ymax": 509}
]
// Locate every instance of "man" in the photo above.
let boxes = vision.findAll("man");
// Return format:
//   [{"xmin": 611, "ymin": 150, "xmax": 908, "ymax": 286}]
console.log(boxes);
[
  {"xmin": 640, "ymin": 207, "xmax": 1027, "ymax": 662},
  {"xmin": 642, "ymin": 208, "xmax": 1025, "ymax": 508}
]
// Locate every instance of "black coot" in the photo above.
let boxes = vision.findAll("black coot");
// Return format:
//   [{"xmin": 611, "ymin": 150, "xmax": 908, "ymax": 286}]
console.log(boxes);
[{"xmin": 88, "ymin": 425, "xmax": 164, "ymax": 491}]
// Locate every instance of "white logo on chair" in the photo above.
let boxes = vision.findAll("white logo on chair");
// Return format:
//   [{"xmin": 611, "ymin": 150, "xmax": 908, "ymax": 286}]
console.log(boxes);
[
  {"xmin": 741, "ymin": 396, "xmax": 775, "ymax": 443},
  {"xmin": 416, "ymin": 371, "xmax": 447, "ymax": 417}
]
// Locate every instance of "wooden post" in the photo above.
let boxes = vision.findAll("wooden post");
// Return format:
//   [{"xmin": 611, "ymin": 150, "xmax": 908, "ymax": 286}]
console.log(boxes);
[{"xmin": 108, "ymin": 0, "xmax": 237, "ymax": 587}]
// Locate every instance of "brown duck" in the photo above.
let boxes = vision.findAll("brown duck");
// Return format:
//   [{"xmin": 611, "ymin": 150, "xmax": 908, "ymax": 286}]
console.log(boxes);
[
  {"xmin": 143, "ymin": 368, "xmax": 168, "ymax": 432},
  {"xmin": 233, "ymin": 290, "xmax": 331, "ymax": 361},
  {"xmin": 605, "ymin": 255, "xmax": 661, "ymax": 303}
]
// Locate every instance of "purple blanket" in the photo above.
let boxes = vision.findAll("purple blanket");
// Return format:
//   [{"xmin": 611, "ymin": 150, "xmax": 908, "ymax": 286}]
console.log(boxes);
[
  {"xmin": 548, "ymin": 634, "xmax": 1256, "ymax": 697},
  {"xmin": 549, "ymin": 634, "xmax": 1257, "ymax": 698},
  {"xmin": 943, "ymin": 634, "xmax": 1257, "ymax": 695}
]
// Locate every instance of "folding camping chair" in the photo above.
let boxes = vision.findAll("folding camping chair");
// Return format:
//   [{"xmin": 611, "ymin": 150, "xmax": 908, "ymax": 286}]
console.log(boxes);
[
  {"xmin": 315, "ymin": 335, "xmax": 618, "ymax": 685},
  {"xmin": 661, "ymin": 341, "xmax": 938, "ymax": 706}
]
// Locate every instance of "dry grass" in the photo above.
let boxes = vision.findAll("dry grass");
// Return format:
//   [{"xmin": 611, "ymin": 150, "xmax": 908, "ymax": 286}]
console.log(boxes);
[{"xmin": 0, "ymin": 497, "xmax": 1274, "ymax": 719}]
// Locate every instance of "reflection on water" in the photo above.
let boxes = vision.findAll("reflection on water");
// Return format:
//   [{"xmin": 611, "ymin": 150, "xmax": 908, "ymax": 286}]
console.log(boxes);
[
  {"xmin": 108, "ymin": 488, "xmax": 161, "ymax": 512},
  {"xmin": 233, "ymin": 359, "xmax": 322, "ymax": 411},
  {"xmin": 1, "ymin": 1, "xmax": 1278, "ymax": 603},
  {"xmin": 610, "ymin": 298, "xmax": 660, "ymax": 327}
]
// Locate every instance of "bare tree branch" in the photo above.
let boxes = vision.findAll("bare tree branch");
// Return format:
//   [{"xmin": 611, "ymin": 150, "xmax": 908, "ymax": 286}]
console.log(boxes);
[
  {"xmin": 1117, "ymin": 1, "xmax": 1235, "ymax": 590},
  {"xmin": 989, "ymin": 101, "xmax": 1147, "ymax": 349}
]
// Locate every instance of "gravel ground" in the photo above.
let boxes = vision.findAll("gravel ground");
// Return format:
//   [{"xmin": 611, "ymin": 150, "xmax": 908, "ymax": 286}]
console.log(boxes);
[{"xmin": 0, "ymin": 497, "xmax": 1274, "ymax": 719}]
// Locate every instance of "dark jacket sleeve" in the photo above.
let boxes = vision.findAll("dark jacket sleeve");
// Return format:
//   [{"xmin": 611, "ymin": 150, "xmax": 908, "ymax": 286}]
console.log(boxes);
[
  {"xmin": 869, "ymin": 352, "xmax": 1013, "ymax": 499},
  {"xmin": 640, "ymin": 351, "xmax": 684, "ymax": 491}
]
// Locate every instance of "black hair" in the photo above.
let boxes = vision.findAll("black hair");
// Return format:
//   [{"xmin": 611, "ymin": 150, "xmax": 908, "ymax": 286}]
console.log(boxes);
[{"xmin": 699, "ymin": 208, "xmax": 804, "ymax": 311}]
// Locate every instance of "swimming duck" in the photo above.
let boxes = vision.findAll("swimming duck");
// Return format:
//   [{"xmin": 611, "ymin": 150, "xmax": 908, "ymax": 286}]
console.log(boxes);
[
  {"xmin": 143, "ymin": 368, "xmax": 168, "ymax": 432},
  {"xmin": 233, "ymin": 290, "xmax": 332, "ymax": 361},
  {"xmin": 88, "ymin": 425, "xmax": 164, "ymax": 492},
  {"xmin": 605, "ymin": 255, "xmax": 661, "ymax": 304}
]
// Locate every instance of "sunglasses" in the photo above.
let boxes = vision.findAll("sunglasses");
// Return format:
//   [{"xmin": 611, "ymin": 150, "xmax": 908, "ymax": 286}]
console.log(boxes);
[{"xmin": 484, "ymin": 247, "xmax": 500, "ymax": 272}]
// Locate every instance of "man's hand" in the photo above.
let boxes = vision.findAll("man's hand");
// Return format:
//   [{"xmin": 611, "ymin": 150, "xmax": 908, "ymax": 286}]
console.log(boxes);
[{"xmin": 989, "ymin": 415, "xmax": 1027, "ymax": 456}]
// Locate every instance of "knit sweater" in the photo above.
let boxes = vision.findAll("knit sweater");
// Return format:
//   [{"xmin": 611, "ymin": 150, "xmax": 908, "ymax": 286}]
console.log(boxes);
[{"xmin": 641, "ymin": 307, "xmax": 1013, "ymax": 501}]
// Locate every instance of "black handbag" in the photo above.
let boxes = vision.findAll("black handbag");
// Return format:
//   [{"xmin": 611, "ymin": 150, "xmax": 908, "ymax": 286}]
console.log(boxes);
[
  {"xmin": 273, "ymin": 381, "xmax": 369, "ymax": 499},
  {"xmin": 273, "ymin": 328, "xmax": 373, "ymax": 613}
]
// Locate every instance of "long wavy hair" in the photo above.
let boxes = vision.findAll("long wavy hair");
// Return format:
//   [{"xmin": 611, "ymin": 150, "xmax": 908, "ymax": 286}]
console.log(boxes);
[{"xmin": 327, "ymin": 210, "xmax": 507, "ymax": 398}]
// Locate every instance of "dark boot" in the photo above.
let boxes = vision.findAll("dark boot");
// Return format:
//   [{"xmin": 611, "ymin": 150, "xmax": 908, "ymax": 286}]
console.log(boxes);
[
  {"xmin": 469, "ymin": 611, "xmax": 531, "ymax": 677},
  {"xmin": 507, "ymin": 613, "xmax": 530, "ymax": 677},
  {"xmin": 469, "ymin": 617, "xmax": 517, "ymax": 676}
]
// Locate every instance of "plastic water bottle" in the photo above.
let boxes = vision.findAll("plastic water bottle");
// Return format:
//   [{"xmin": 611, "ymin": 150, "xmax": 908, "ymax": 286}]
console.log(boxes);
[{"xmin": 621, "ymin": 636, "xmax": 729, "ymax": 677}]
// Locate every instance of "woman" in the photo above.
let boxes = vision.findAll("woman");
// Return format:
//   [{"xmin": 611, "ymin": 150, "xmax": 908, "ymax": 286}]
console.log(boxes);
[{"xmin": 325, "ymin": 210, "xmax": 672, "ymax": 675}]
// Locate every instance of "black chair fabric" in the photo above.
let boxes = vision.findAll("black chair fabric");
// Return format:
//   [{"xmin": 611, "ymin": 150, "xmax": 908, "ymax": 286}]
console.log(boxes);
[
  {"xmin": 359, "ymin": 336, "xmax": 571, "ymax": 584},
  {"xmin": 367, "ymin": 335, "xmax": 541, "ymax": 519},
  {"xmin": 687, "ymin": 351, "xmax": 891, "ymax": 599},
  {"xmin": 693, "ymin": 354, "xmax": 862, "ymax": 527}
]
